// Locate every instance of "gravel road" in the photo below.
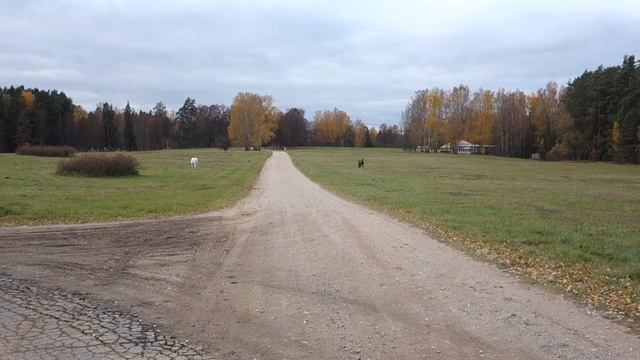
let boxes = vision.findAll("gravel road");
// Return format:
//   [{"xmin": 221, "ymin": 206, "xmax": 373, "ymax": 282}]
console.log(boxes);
[{"xmin": 1, "ymin": 151, "xmax": 638, "ymax": 359}]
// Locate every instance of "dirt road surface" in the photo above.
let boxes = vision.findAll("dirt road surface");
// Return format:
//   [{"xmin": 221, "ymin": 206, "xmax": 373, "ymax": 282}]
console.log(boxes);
[{"xmin": 1, "ymin": 151, "xmax": 638, "ymax": 359}]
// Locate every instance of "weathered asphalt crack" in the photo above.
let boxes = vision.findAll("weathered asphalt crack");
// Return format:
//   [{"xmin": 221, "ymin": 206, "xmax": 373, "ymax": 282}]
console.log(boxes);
[{"xmin": 0, "ymin": 276, "xmax": 207, "ymax": 359}]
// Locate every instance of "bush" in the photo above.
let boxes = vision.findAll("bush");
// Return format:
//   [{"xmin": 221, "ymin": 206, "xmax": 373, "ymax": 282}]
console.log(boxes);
[
  {"xmin": 57, "ymin": 154, "xmax": 139, "ymax": 177},
  {"xmin": 546, "ymin": 143, "xmax": 571, "ymax": 161},
  {"xmin": 16, "ymin": 145, "xmax": 76, "ymax": 157}
]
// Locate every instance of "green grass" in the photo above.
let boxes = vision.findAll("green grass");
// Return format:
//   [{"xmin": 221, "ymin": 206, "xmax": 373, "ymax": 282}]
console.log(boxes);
[
  {"xmin": 290, "ymin": 148, "xmax": 640, "ymax": 287},
  {"xmin": 0, "ymin": 148, "xmax": 269, "ymax": 226}
]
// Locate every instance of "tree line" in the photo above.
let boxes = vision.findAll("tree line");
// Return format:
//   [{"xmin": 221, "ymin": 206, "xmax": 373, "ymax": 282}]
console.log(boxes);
[
  {"xmin": 1, "ymin": 55, "xmax": 638, "ymax": 162},
  {"xmin": 0, "ymin": 88, "xmax": 402, "ymax": 153},
  {"xmin": 0, "ymin": 89, "xmax": 233, "ymax": 153},
  {"xmin": 402, "ymin": 55, "xmax": 640, "ymax": 162}
]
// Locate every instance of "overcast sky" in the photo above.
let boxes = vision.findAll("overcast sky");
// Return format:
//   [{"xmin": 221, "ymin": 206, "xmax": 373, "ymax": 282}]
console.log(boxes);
[{"xmin": 1, "ymin": 0, "xmax": 639, "ymax": 127}]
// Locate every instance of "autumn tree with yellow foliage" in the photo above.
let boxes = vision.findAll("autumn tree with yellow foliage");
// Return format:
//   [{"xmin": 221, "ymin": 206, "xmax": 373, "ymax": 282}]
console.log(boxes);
[
  {"xmin": 465, "ymin": 89, "xmax": 495, "ymax": 148},
  {"xmin": 368, "ymin": 127, "xmax": 378, "ymax": 146},
  {"xmin": 73, "ymin": 105, "xmax": 88, "ymax": 127},
  {"xmin": 228, "ymin": 92, "xmax": 280, "ymax": 150},
  {"xmin": 528, "ymin": 82, "xmax": 567, "ymax": 158},
  {"xmin": 16, "ymin": 90, "xmax": 36, "ymax": 146},
  {"xmin": 443, "ymin": 85, "xmax": 470, "ymax": 153},
  {"xmin": 312, "ymin": 108, "xmax": 352, "ymax": 146},
  {"xmin": 402, "ymin": 88, "xmax": 446, "ymax": 151},
  {"xmin": 354, "ymin": 119, "xmax": 370, "ymax": 147},
  {"xmin": 425, "ymin": 89, "xmax": 445, "ymax": 151}
]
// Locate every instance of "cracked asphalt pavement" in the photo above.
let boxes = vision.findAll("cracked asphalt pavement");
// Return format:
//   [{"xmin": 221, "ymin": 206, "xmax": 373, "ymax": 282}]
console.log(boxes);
[{"xmin": 0, "ymin": 277, "xmax": 205, "ymax": 359}]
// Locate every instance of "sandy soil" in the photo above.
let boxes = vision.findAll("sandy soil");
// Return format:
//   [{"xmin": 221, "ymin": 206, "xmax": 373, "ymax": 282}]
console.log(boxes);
[{"xmin": 1, "ymin": 151, "xmax": 638, "ymax": 359}]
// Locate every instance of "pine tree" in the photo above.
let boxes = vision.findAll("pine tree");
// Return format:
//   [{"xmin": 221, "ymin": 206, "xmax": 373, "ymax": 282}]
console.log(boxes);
[
  {"xmin": 124, "ymin": 101, "xmax": 137, "ymax": 151},
  {"xmin": 177, "ymin": 98, "xmax": 197, "ymax": 148},
  {"xmin": 102, "ymin": 103, "xmax": 117, "ymax": 150},
  {"xmin": 621, "ymin": 109, "xmax": 640, "ymax": 163},
  {"xmin": 618, "ymin": 56, "xmax": 640, "ymax": 163}
]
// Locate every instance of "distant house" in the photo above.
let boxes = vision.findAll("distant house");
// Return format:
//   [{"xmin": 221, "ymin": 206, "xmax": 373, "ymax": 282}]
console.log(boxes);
[
  {"xmin": 438, "ymin": 143, "xmax": 451, "ymax": 153},
  {"xmin": 455, "ymin": 140, "xmax": 476, "ymax": 154},
  {"xmin": 438, "ymin": 140, "xmax": 495, "ymax": 155}
]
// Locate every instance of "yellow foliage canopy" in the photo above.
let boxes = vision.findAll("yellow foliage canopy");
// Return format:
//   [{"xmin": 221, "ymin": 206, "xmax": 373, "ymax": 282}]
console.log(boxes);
[
  {"xmin": 465, "ymin": 90, "xmax": 495, "ymax": 146},
  {"xmin": 368, "ymin": 127, "xmax": 378, "ymax": 145},
  {"xmin": 73, "ymin": 106, "xmax": 88, "ymax": 127},
  {"xmin": 354, "ymin": 119, "xmax": 368, "ymax": 147},
  {"xmin": 20, "ymin": 90, "xmax": 36, "ymax": 112},
  {"xmin": 228, "ymin": 92, "xmax": 279, "ymax": 148},
  {"xmin": 313, "ymin": 108, "xmax": 352, "ymax": 146},
  {"xmin": 425, "ymin": 90, "xmax": 445, "ymax": 150}
]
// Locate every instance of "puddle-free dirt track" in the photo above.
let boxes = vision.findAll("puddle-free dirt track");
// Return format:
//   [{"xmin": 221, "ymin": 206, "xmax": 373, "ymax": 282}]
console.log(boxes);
[{"xmin": 1, "ymin": 152, "xmax": 638, "ymax": 359}]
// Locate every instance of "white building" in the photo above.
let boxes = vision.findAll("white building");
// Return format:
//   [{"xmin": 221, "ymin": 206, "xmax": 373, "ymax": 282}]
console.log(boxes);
[
  {"xmin": 438, "ymin": 140, "xmax": 495, "ymax": 154},
  {"xmin": 455, "ymin": 140, "xmax": 476, "ymax": 154}
]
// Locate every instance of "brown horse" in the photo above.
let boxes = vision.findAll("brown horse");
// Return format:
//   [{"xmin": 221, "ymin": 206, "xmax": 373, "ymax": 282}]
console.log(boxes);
[{"xmin": 357, "ymin": 158, "xmax": 365, "ymax": 168}]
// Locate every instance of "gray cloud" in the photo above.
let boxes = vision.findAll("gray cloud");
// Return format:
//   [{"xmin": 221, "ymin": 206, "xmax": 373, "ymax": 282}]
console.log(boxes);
[{"xmin": 1, "ymin": 0, "xmax": 639, "ymax": 127}]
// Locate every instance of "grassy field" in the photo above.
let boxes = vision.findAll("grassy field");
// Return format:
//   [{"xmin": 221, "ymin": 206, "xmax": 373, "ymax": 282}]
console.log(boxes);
[
  {"xmin": 0, "ymin": 149, "xmax": 269, "ymax": 226},
  {"xmin": 290, "ymin": 148, "xmax": 640, "ymax": 314}
]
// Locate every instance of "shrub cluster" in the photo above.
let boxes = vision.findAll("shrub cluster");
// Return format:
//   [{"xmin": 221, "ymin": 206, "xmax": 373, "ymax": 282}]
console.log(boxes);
[
  {"xmin": 57, "ymin": 154, "xmax": 139, "ymax": 177},
  {"xmin": 16, "ymin": 145, "xmax": 76, "ymax": 157}
]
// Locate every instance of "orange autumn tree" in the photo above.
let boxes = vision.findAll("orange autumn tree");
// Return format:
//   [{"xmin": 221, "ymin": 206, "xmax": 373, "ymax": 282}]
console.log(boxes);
[
  {"xmin": 228, "ymin": 92, "xmax": 279, "ymax": 150},
  {"xmin": 465, "ymin": 89, "xmax": 496, "ymax": 147},
  {"xmin": 354, "ymin": 119, "xmax": 369, "ymax": 147},
  {"xmin": 73, "ymin": 105, "xmax": 88, "ymax": 127},
  {"xmin": 21, "ymin": 90, "xmax": 35, "ymax": 111},
  {"xmin": 312, "ymin": 108, "xmax": 352, "ymax": 146}
]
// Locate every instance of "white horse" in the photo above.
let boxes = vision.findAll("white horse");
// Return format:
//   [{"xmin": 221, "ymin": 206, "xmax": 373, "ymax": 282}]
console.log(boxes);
[{"xmin": 190, "ymin": 157, "xmax": 199, "ymax": 170}]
